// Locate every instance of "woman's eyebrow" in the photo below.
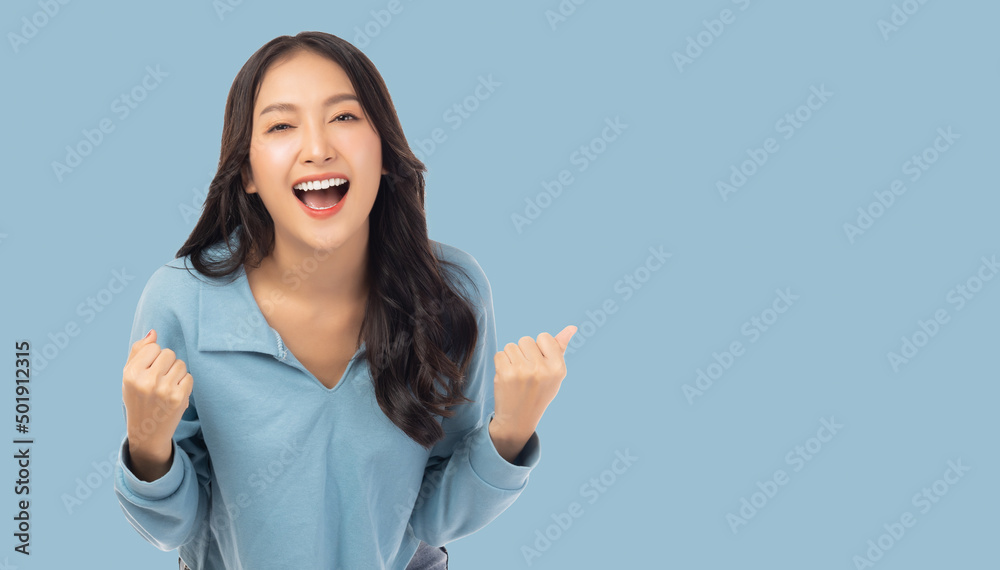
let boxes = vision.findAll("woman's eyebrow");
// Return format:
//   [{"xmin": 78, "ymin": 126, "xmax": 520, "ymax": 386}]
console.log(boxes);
[{"xmin": 259, "ymin": 93, "xmax": 359, "ymax": 117}]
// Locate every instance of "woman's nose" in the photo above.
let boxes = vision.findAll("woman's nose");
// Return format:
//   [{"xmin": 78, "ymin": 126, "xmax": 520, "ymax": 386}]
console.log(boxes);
[{"xmin": 301, "ymin": 121, "xmax": 336, "ymax": 163}]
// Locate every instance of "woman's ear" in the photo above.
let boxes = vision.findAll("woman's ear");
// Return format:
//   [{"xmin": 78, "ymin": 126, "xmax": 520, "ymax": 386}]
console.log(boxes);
[{"xmin": 242, "ymin": 163, "xmax": 257, "ymax": 194}]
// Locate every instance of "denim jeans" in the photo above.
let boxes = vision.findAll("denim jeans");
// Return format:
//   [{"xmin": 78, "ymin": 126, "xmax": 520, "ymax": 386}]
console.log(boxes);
[
  {"xmin": 178, "ymin": 540, "xmax": 447, "ymax": 569},
  {"xmin": 403, "ymin": 540, "xmax": 449, "ymax": 569}
]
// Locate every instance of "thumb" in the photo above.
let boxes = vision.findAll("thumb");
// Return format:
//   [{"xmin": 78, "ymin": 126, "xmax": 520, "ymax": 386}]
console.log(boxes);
[
  {"xmin": 554, "ymin": 325, "xmax": 577, "ymax": 353},
  {"xmin": 128, "ymin": 328, "xmax": 157, "ymax": 361}
]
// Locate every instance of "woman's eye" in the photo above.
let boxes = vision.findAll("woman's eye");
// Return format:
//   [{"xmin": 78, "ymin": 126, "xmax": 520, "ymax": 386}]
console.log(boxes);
[{"xmin": 265, "ymin": 114, "xmax": 357, "ymax": 133}]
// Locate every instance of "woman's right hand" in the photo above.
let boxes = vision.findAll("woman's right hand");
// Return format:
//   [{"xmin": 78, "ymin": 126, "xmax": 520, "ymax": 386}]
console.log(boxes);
[{"xmin": 122, "ymin": 329, "xmax": 194, "ymax": 480}]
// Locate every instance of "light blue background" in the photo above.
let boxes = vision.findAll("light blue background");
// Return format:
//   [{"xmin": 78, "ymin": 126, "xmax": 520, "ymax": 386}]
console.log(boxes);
[{"xmin": 1, "ymin": 0, "xmax": 997, "ymax": 568}]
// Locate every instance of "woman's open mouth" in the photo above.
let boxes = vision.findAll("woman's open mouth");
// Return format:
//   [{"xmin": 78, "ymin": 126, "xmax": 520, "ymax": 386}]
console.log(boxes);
[{"xmin": 292, "ymin": 177, "xmax": 349, "ymax": 210}]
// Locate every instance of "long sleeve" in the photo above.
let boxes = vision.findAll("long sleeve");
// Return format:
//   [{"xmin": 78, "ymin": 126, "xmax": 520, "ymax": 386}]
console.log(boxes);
[
  {"xmin": 407, "ymin": 254, "xmax": 542, "ymax": 547},
  {"xmin": 113, "ymin": 266, "xmax": 213, "ymax": 551}
]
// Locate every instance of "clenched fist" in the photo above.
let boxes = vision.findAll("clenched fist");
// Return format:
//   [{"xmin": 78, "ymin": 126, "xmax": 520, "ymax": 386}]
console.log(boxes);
[
  {"xmin": 488, "ymin": 325, "xmax": 577, "ymax": 462},
  {"xmin": 122, "ymin": 329, "xmax": 193, "ymax": 481}
]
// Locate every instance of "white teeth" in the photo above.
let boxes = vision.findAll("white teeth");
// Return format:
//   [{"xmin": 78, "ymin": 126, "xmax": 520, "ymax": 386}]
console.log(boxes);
[{"xmin": 293, "ymin": 177, "xmax": 348, "ymax": 191}]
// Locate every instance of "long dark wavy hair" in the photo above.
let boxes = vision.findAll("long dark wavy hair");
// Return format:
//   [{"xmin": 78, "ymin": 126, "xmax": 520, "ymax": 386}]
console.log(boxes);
[{"xmin": 174, "ymin": 31, "xmax": 480, "ymax": 449}]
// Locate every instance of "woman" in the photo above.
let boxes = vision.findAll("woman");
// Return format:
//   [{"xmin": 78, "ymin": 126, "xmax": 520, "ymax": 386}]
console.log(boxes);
[{"xmin": 114, "ymin": 31, "xmax": 576, "ymax": 569}]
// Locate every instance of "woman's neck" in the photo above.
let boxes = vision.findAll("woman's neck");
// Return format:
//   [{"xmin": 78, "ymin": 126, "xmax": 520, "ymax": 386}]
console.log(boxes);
[{"xmin": 251, "ymin": 226, "xmax": 371, "ymax": 311}]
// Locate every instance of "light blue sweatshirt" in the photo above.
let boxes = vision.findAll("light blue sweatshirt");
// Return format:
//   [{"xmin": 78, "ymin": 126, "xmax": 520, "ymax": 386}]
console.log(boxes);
[{"xmin": 114, "ymin": 229, "xmax": 541, "ymax": 569}]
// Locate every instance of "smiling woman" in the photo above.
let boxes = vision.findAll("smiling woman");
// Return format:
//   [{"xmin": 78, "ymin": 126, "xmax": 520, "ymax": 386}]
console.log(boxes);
[
  {"xmin": 112, "ymin": 31, "xmax": 554, "ymax": 570},
  {"xmin": 242, "ymin": 48, "xmax": 384, "ymax": 244}
]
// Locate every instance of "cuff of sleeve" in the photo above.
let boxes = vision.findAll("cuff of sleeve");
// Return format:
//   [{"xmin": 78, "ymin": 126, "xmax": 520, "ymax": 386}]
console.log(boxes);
[
  {"xmin": 467, "ymin": 411, "xmax": 541, "ymax": 491},
  {"xmin": 118, "ymin": 435, "xmax": 184, "ymax": 501}
]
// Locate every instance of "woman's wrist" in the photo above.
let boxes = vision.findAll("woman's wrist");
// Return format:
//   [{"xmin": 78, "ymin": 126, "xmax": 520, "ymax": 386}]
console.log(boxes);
[
  {"xmin": 126, "ymin": 438, "xmax": 174, "ymax": 482},
  {"xmin": 488, "ymin": 416, "xmax": 533, "ymax": 464},
  {"xmin": 127, "ymin": 431, "xmax": 173, "ymax": 465}
]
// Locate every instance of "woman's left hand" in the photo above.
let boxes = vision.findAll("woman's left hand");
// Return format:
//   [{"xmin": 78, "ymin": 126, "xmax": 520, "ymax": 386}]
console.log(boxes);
[{"xmin": 490, "ymin": 325, "xmax": 578, "ymax": 443}]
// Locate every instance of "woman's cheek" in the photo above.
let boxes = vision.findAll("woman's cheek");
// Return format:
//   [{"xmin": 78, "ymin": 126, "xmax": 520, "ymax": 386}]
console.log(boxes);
[{"xmin": 263, "ymin": 137, "xmax": 299, "ymax": 161}]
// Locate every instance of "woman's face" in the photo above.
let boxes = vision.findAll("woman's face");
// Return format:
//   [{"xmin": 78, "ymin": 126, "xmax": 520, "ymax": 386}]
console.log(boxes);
[{"xmin": 244, "ymin": 49, "xmax": 385, "ymax": 254}]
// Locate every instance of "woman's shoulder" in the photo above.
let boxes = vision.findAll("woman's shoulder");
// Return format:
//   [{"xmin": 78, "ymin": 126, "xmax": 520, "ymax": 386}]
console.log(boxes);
[
  {"xmin": 428, "ymin": 239, "xmax": 492, "ymax": 309},
  {"xmin": 429, "ymin": 239, "xmax": 473, "ymax": 265},
  {"xmin": 138, "ymin": 254, "xmax": 219, "ymax": 307},
  {"xmin": 150, "ymin": 231, "xmax": 248, "ymax": 288}
]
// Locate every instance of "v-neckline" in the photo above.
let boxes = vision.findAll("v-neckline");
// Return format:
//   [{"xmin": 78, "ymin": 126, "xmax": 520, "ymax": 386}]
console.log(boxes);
[{"xmin": 238, "ymin": 264, "xmax": 366, "ymax": 393}]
